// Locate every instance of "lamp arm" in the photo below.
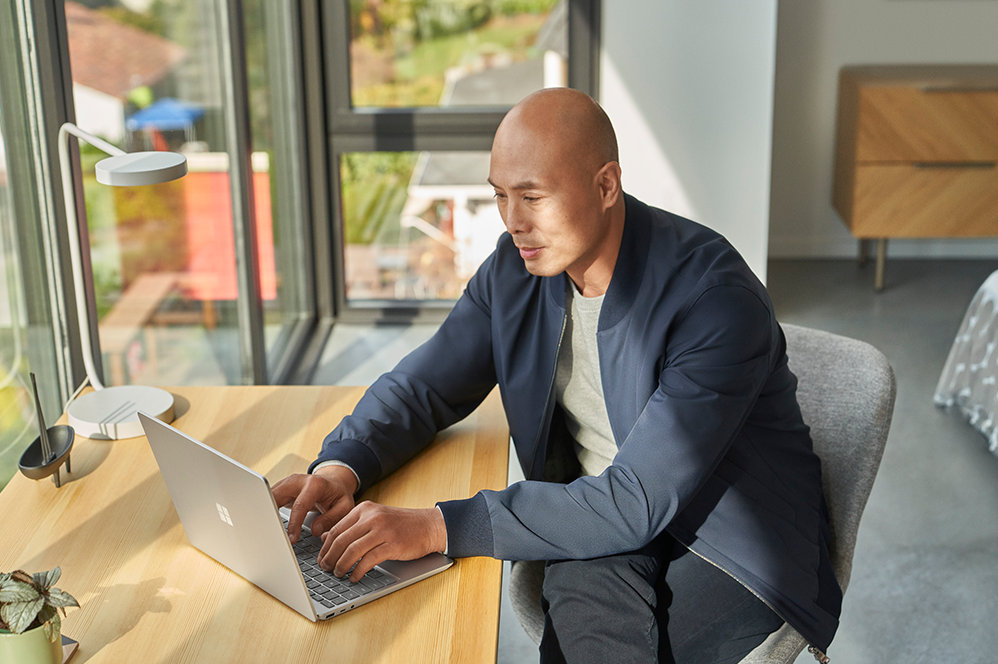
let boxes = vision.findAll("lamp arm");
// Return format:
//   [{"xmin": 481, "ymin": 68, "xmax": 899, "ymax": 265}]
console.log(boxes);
[
  {"xmin": 58, "ymin": 122, "xmax": 118, "ymax": 390},
  {"xmin": 60, "ymin": 122, "xmax": 126, "ymax": 158}
]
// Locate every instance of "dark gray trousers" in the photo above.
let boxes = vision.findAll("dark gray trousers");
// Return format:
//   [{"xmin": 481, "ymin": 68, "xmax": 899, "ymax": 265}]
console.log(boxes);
[{"xmin": 538, "ymin": 531, "xmax": 784, "ymax": 664}]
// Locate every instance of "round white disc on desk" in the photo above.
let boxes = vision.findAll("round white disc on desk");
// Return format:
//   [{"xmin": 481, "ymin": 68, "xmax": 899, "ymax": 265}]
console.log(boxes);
[{"xmin": 67, "ymin": 385, "xmax": 175, "ymax": 440}]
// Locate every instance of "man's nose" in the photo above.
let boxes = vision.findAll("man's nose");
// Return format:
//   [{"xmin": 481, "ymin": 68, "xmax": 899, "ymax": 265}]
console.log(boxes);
[{"xmin": 504, "ymin": 201, "xmax": 527, "ymax": 234}]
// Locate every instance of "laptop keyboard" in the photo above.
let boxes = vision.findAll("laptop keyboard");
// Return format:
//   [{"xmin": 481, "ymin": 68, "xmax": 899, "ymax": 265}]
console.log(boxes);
[{"xmin": 282, "ymin": 517, "xmax": 398, "ymax": 609}]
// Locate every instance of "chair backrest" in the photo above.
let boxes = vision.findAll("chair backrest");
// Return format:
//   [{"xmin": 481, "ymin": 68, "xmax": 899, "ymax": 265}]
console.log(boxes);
[{"xmin": 781, "ymin": 323, "xmax": 896, "ymax": 592}]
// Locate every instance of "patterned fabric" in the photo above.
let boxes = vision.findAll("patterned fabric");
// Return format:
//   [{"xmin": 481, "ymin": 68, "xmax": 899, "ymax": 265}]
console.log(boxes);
[{"xmin": 934, "ymin": 270, "xmax": 998, "ymax": 455}]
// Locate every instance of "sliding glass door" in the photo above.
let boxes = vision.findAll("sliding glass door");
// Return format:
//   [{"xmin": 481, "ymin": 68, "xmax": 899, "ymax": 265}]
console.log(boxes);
[{"xmin": 63, "ymin": 0, "xmax": 312, "ymax": 386}]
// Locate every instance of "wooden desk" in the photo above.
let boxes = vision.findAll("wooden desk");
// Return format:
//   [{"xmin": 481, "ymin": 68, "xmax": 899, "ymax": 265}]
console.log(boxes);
[{"xmin": 0, "ymin": 386, "xmax": 509, "ymax": 663}]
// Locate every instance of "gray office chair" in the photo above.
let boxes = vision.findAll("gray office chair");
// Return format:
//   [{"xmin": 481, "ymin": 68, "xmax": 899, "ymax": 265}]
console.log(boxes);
[{"xmin": 508, "ymin": 323, "xmax": 896, "ymax": 663}]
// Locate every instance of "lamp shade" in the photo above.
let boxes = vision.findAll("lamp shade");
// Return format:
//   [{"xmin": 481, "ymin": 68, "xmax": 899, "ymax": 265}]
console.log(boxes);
[{"xmin": 95, "ymin": 151, "xmax": 187, "ymax": 187}]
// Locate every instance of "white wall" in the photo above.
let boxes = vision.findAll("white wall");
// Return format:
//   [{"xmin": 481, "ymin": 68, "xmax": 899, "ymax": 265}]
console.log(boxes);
[
  {"xmin": 770, "ymin": 0, "xmax": 998, "ymax": 259},
  {"xmin": 73, "ymin": 84, "xmax": 124, "ymax": 143},
  {"xmin": 600, "ymin": 0, "xmax": 778, "ymax": 282}
]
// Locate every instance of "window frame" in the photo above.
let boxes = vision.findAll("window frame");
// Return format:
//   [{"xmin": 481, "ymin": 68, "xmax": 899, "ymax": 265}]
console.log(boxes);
[{"xmin": 320, "ymin": 0, "xmax": 601, "ymax": 323}]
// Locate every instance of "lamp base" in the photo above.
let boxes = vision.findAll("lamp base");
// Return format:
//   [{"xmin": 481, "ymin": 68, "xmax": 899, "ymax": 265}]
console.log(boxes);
[{"xmin": 67, "ymin": 385, "xmax": 175, "ymax": 440}]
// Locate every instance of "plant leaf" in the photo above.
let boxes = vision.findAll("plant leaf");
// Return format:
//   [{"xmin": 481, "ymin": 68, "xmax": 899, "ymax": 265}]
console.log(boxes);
[
  {"xmin": 32, "ymin": 568, "xmax": 60, "ymax": 591},
  {"xmin": 0, "ymin": 596, "xmax": 44, "ymax": 634},
  {"xmin": 0, "ymin": 580, "xmax": 39, "ymax": 603},
  {"xmin": 45, "ymin": 588, "xmax": 79, "ymax": 609},
  {"xmin": 9, "ymin": 570, "xmax": 33, "ymax": 586},
  {"xmin": 36, "ymin": 605, "xmax": 55, "ymax": 624},
  {"xmin": 44, "ymin": 612, "xmax": 60, "ymax": 641}
]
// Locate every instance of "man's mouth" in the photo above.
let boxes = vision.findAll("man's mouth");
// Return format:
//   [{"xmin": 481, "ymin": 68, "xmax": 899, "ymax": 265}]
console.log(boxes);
[{"xmin": 518, "ymin": 246, "xmax": 541, "ymax": 260}]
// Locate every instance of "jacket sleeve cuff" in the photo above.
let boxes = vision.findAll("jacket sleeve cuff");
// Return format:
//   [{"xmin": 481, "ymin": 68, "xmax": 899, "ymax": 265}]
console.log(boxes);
[
  {"xmin": 309, "ymin": 438, "xmax": 382, "ymax": 493},
  {"xmin": 436, "ymin": 493, "xmax": 494, "ymax": 558},
  {"xmin": 310, "ymin": 460, "xmax": 362, "ymax": 495}
]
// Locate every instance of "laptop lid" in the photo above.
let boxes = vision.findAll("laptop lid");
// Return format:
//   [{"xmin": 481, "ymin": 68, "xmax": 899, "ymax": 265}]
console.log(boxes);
[
  {"xmin": 138, "ymin": 412, "xmax": 452, "ymax": 621},
  {"xmin": 140, "ymin": 412, "xmax": 318, "ymax": 619}
]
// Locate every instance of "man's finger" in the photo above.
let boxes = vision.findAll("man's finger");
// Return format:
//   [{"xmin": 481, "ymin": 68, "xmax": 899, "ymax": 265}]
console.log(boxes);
[
  {"xmin": 270, "ymin": 473, "xmax": 305, "ymax": 508},
  {"xmin": 348, "ymin": 542, "xmax": 392, "ymax": 582},
  {"xmin": 333, "ymin": 530, "xmax": 384, "ymax": 578},
  {"xmin": 285, "ymin": 475, "xmax": 328, "ymax": 542},
  {"xmin": 318, "ymin": 509, "xmax": 362, "ymax": 569},
  {"xmin": 309, "ymin": 496, "xmax": 353, "ymax": 536}
]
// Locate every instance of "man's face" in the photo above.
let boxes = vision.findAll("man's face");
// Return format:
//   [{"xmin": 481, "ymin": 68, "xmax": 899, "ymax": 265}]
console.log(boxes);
[{"xmin": 488, "ymin": 123, "xmax": 613, "ymax": 281}]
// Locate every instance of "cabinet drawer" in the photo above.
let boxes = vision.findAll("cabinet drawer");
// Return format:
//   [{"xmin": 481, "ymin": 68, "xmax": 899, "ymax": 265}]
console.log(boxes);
[
  {"xmin": 851, "ymin": 163, "xmax": 998, "ymax": 237},
  {"xmin": 856, "ymin": 87, "xmax": 998, "ymax": 162}
]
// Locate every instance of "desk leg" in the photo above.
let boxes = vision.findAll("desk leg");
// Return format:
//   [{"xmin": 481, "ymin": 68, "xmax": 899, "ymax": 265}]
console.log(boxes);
[
  {"xmin": 145, "ymin": 327, "xmax": 159, "ymax": 382},
  {"xmin": 858, "ymin": 238, "xmax": 869, "ymax": 267},
  {"xmin": 874, "ymin": 238, "xmax": 887, "ymax": 291}
]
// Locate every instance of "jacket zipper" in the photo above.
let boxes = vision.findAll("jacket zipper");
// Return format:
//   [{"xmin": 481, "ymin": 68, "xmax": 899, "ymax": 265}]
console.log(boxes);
[
  {"xmin": 531, "ymin": 306, "xmax": 569, "ymax": 472},
  {"xmin": 681, "ymin": 544, "xmax": 830, "ymax": 663}
]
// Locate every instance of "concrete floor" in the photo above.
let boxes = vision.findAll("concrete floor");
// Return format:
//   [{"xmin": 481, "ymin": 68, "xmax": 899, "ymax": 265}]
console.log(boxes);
[
  {"xmin": 769, "ymin": 259, "xmax": 998, "ymax": 664},
  {"xmin": 312, "ymin": 258, "xmax": 998, "ymax": 663}
]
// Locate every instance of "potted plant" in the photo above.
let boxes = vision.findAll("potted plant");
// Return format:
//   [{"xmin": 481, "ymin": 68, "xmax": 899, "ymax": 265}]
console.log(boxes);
[{"xmin": 0, "ymin": 568, "xmax": 79, "ymax": 664}]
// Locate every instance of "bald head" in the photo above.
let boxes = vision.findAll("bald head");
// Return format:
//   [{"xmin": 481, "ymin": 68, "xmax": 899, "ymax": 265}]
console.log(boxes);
[
  {"xmin": 494, "ymin": 88, "xmax": 619, "ymax": 174},
  {"xmin": 488, "ymin": 88, "xmax": 626, "ymax": 295}
]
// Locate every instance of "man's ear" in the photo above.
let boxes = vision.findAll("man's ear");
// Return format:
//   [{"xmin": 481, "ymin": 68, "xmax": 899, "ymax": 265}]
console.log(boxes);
[{"xmin": 596, "ymin": 161, "xmax": 622, "ymax": 210}]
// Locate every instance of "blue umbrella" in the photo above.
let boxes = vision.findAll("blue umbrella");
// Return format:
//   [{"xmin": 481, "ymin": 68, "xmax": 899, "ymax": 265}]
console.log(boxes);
[{"xmin": 126, "ymin": 97, "xmax": 204, "ymax": 132}]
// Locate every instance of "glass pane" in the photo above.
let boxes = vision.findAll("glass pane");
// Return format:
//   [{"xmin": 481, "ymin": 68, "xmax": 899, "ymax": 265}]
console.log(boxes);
[
  {"xmin": 67, "ymin": 1, "xmax": 241, "ymax": 385},
  {"xmin": 341, "ymin": 151, "xmax": 504, "ymax": 303},
  {"xmin": 0, "ymin": 29, "xmax": 64, "ymax": 489},
  {"xmin": 349, "ymin": 0, "xmax": 567, "ymax": 108},
  {"xmin": 242, "ymin": 0, "xmax": 310, "ymax": 370}
]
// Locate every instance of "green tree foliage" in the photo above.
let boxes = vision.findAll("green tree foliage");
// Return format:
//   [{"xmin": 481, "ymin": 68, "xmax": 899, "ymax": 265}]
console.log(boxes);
[
  {"xmin": 96, "ymin": 6, "xmax": 167, "ymax": 36},
  {"xmin": 341, "ymin": 153, "xmax": 417, "ymax": 245},
  {"xmin": 350, "ymin": 0, "xmax": 557, "ymax": 42}
]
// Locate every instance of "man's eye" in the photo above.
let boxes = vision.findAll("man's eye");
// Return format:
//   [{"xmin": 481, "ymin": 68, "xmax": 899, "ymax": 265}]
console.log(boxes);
[{"xmin": 493, "ymin": 192, "xmax": 506, "ymax": 200}]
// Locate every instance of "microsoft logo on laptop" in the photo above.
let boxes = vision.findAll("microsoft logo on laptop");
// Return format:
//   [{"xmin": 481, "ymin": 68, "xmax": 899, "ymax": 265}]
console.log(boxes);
[{"xmin": 216, "ymin": 502, "xmax": 234, "ymax": 526}]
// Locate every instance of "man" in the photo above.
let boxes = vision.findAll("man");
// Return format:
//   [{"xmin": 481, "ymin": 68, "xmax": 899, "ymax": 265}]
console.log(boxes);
[{"xmin": 273, "ymin": 88, "xmax": 842, "ymax": 663}]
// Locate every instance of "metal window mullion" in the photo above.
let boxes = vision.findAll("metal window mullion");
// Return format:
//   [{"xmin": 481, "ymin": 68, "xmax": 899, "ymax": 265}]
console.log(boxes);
[
  {"xmin": 302, "ymin": 0, "xmax": 336, "ymax": 322},
  {"xmin": 15, "ymin": 0, "xmax": 84, "ymax": 401},
  {"xmin": 326, "ymin": 0, "xmax": 353, "ymax": 120},
  {"xmin": 218, "ymin": 0, "xmax": 267, "ymax": 385},
  {"xmin": 568, "ymin": 0, "xmax": 600, "ymax": 95},
  {"xmin": 264, "ymin": 0, "xmax": 317, "ymax": 384}
]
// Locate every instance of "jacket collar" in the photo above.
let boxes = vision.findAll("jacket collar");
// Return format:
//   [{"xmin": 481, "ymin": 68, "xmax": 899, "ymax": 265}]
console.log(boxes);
[{"xmin": 542, "ymin": 193, "xmax": 650, "ymax": 329}]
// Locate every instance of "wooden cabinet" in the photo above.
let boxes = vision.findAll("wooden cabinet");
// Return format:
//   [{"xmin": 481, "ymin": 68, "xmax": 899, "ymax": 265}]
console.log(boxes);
[{"xmin": 833, "ymin": 65, "xmax": 998, "ymax": 289}]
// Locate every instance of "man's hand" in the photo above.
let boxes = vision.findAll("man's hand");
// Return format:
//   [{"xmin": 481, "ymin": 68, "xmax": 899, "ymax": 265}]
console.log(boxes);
[
  {"xmin": 271, "ymin": 465, "xmax": 359, "ymax": 543},
  {"xmin": 318, "ymin": 502, "xmax": 447, "ymax": 582}
]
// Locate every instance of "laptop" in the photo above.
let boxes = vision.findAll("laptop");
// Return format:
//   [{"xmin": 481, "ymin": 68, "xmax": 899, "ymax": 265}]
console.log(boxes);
[{"xmin": 138, "ymin": 412, "xmax": 453, "ymax": 621}]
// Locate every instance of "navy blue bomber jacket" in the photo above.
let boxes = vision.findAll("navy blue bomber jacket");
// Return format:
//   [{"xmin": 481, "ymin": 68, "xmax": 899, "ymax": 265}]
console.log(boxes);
[{"xmin": 311, "ymin": 194, "xmax": 842, "ymax": 653}]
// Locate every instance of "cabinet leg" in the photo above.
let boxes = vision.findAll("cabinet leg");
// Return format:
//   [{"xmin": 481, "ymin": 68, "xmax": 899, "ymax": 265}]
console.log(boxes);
[
  {"xmin": 874, "ymin": 238, "xmax": 887, "ymax": 291},
  {"xmin": 858, "ymin": 239, "xmax": 869, "ymax": 267}
]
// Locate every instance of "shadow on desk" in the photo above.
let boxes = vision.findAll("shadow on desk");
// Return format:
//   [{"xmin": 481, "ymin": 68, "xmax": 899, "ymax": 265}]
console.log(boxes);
[{"xmin": 79, "ymin": 577, "xmax": 171, "ymax": 660}]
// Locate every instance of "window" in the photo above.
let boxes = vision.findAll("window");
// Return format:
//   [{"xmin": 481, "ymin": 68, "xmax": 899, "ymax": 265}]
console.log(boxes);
[
  {"xmin": 323, "ymin": 0, "xmax": 598, "ymax": 319},
  {"xmin": 0, "ymin": 2, "xmax": 69, "ymax": 489},
  {"xmin": 63, "ymin": 0, "xmax": 312, "ymax": 385}
]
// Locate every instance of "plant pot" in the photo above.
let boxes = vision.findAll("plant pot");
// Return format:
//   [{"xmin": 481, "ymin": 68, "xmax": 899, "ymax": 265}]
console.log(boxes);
[{"xmin": 0, "ymin": 619, "xmax": 63, "ymax": 664}]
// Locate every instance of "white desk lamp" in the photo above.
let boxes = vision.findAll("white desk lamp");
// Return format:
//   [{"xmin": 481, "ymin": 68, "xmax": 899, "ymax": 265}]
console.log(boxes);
[{"xmin": 59, "ymin": 122, "xmax": 186, "ymax": 439}]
